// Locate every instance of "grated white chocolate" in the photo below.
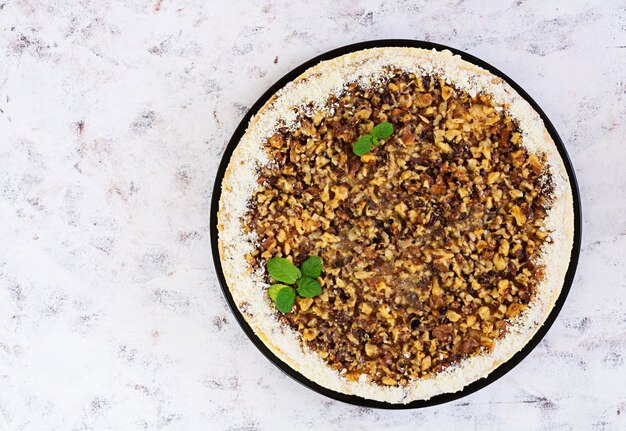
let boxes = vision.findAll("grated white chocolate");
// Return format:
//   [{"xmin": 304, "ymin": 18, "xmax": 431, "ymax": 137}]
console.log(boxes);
[{"xmin": 217, "ymin": 47, "xmax": 574, "ymax": 403}]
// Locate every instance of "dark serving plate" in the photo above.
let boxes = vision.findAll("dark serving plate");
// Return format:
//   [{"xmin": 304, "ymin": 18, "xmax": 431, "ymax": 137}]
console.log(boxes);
[{"xmin": 209, "ymin": 40, "xmax": 582, "ymax": 409}]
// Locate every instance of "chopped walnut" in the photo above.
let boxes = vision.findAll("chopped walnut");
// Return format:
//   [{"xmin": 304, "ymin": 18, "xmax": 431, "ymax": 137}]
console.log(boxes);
[{"xmin": 244, "ymin": 71, "xmax": 552, "ymax": 385}]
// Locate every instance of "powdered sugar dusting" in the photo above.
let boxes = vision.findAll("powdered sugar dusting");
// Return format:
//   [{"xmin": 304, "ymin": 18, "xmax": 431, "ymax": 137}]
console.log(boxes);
[{"xmin": 218, "ymin": 47, "xmax": 574, "ymax": 403}]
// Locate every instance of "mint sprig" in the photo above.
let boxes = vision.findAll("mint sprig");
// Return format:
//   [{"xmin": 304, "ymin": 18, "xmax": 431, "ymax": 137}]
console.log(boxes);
[
  {"xmin": 352, "ymin": 121, "xmax": 394, "ymax": 156},
  {"xmin": 266, "ymin": 256, "xmax": 324, "ymax": 313}
]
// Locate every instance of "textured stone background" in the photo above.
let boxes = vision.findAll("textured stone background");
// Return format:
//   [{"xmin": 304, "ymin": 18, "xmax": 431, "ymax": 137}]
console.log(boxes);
[{"xmin": 1, "ymin": 1, "xmax": 625, "ymax": 430}]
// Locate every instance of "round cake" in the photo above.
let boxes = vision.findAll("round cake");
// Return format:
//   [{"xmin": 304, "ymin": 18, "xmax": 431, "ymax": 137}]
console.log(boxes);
[{"xmin": 217, "ymin": 47, "xmax": 574, "ymax": 403}]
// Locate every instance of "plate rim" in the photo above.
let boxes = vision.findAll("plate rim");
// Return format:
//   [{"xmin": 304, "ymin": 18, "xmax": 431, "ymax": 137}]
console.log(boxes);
[{"xmin": 209, "ymin": 39, "xmax": 582, "ymax": 409}]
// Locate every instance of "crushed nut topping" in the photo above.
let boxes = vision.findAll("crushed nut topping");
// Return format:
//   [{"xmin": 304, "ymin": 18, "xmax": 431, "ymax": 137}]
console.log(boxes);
[{"xmin": 243, "ymin": 71, "xmax": 553, "ymax": 386}]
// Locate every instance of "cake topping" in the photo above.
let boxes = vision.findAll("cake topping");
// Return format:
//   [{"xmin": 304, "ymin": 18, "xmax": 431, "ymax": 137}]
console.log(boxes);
[{"xmin": 244, "ymin": 71, "xmax": 553, "ymax": 386}]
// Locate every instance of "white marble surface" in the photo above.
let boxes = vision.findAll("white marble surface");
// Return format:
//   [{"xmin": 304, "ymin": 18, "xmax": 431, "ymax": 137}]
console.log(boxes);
[{"xmin": 0, "ymin": 0, "xmax": 625, "ymax": 429}]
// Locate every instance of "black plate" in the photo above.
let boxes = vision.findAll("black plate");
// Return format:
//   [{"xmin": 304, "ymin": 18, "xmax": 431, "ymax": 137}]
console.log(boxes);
[{"xmin": 210, "ymin": 40, "xmax": 582, "ymax": 409}]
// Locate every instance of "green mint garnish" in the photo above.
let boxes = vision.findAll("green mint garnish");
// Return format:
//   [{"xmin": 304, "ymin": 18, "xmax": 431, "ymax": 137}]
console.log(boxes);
[
  {"xmin": 352, "ymin": 121, "xmax": 394, "ymax": 156},
  {"xmin": 372, "ymin": 121, "xmax": 394, "ymax": 140},
  {"xmin": 266, "ymin": 255, "xmax": 324, "ymax": 313},
  {"xmin": 300, "ymin": 256, "xmax": 323, "ymax": 278},
  {"xmin": 296, "ymin": 277, "xmax": 322, "ymax": 298},
  {"xmin": 269, "ymin": 284, "xmax": 289, "ymax": 301},
  {"xmin": 275, "ymin": 286, "xmax": 296, "ymax": 313},
  {"xmin": 353, "ymin": 135, "xmax": 373, "ymax": 156},
  {"xmin": 267, "ymin": 257, "xmax": 301, "ymax": 284}
]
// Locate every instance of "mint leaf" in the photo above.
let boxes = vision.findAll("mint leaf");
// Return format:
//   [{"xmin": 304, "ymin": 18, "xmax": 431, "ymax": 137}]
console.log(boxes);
[
  {"xmin": 275, "ymin": 286, "xmax": 296, "ymax": 313},
  {"xmin": 296, "ymin": 277, "xmax": 322, "ymax": 298},
  {"xmin": 269, "ymin": 284, "xmax": 288, "ymax": 301},
  {"xmin": 353, "ymin": 135, "xmax": 373, "ymax": 156},
  {"xmin": 372, "ymin": 121, "xmax": 394, "ymax": 139},
  {"xmin": 267, "ymin": 257, "xmax": 301, "ymax": 284},
  {"xmin": 300, "ymin": 256, "xmax": 322, "ymax": 278}
]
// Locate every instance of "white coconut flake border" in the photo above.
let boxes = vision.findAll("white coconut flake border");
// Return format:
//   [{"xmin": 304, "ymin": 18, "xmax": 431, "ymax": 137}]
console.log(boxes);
[{"xmin": 217, "ymin": 47, "xmax": 574, "ymax": 403}]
